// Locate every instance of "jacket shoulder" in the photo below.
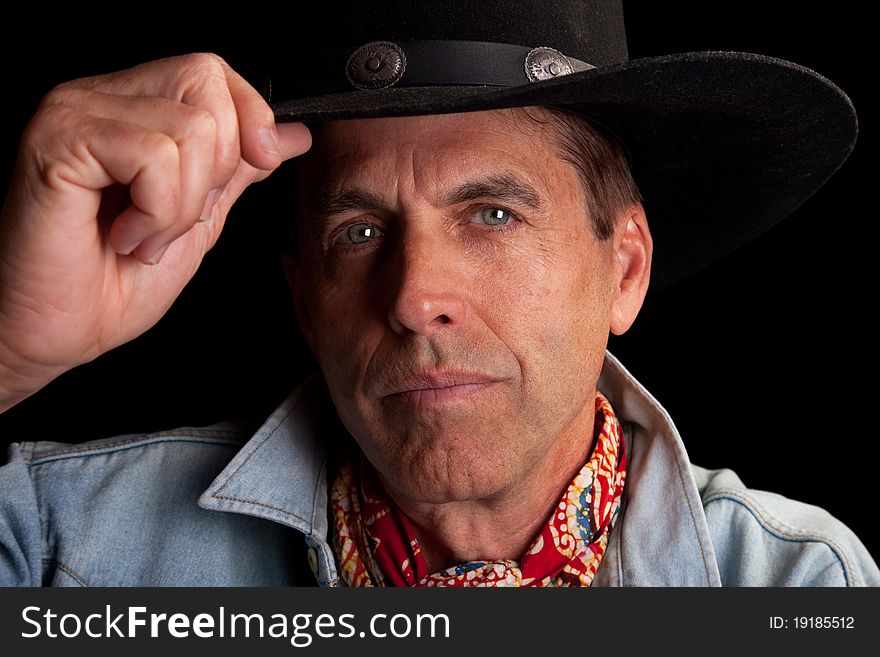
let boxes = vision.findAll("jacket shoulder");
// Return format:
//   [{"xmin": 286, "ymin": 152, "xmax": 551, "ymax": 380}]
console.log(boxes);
[
  {"xmin": 16, "ymin": 420, "xmax": 252, "ymax": 465},
  {"xmin": 1, "ymin": 421, "xmax": 309, "ymax": 586},
  {"xmin": 690, "ymin": 464, "xmax": 879, "ymax": 586}
]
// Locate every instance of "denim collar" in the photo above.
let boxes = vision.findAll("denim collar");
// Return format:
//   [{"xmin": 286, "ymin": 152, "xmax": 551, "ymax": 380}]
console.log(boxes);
[
  {"xmin": 198, "ymin": 373, "xmax": 340, "ymax": 579},
  {"xmin": 199, "ymin": 350, "xmax": 722, "ymax": 587},
  {"xmin": 592, "ymin": 351, "xmax": 722, "ymax": 586}
]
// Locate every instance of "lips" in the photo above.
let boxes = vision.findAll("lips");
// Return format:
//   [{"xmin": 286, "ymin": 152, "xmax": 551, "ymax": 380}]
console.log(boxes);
[{"xmin": 382, "ymin": 370, "xmax": 503, "ymax": 406}]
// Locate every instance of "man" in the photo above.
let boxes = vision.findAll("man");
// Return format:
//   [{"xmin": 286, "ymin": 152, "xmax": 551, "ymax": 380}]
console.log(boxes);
[{"xmin": 0, "ymin": 1, "xmax": 876, "ymax": 586}]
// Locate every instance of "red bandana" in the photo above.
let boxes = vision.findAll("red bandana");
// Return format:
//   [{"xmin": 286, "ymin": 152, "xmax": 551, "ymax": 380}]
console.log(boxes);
[{"xmin": 330, "ymin": 390, "xmax": 626, "ymax": 587}]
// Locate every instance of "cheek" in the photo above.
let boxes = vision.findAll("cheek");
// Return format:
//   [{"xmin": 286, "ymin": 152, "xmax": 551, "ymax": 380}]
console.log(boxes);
[
  {"xmin": 307, "ymin": 295, "xmax": 387, "ymax": 443},
  {"xmin": 305, "ymin": 279, "xmax": 381, "ymax": 385},
  {"xmin": 489, "ymin": 239, "xmax": 611, "ymax": 392}
]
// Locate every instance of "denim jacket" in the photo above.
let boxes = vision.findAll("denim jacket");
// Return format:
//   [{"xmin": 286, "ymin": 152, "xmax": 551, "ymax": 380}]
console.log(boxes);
[{"xmin": 1, "ymin": 350, "xmax": 877, "ymax": 586}]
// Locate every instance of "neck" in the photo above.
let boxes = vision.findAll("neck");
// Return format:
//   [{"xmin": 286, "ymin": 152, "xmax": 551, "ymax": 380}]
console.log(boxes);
[{"xmin": 381, "ymin": 389, "xmax": 599, "ymax": 574}]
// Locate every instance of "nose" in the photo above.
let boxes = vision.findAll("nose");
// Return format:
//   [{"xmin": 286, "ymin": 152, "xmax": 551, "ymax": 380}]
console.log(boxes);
[{"xmin": 386, "ymin": 226, "xmax": 468, "ymax": 336}]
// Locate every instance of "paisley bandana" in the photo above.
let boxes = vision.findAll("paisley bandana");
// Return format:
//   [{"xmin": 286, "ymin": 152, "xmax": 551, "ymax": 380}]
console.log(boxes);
[{"xmin": 330, "ymin": 390, "xmax": 626, "ymax": 587}]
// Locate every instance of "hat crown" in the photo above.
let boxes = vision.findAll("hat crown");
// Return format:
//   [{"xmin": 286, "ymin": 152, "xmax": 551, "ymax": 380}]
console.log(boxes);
[
  {"xmin": 267, "ymin": 1, "xmax": 858, "ymax": 292},
  {"xmin": 294, "ymin": 0, "xmax": 629, "ymax": 67}
]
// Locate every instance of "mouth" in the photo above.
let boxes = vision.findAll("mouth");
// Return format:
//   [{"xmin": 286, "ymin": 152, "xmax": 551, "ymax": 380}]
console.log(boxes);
[{"xmin": 382, "ymin": 371, "xmax": 504, "ymax": 407}]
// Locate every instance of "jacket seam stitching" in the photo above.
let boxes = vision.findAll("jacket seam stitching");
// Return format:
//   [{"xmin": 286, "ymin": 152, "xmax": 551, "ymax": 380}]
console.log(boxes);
[
  {"xmin": 212, "ymin": 408, "xmax": 297, "ymax": 497},
  {"xmin": 206, "ymin": 381, "xmax": 325, "ymax": 528},
  {"xmin": 615, "ymin": 421, "xmax": 632, "ymax": 587},
  {"xmin": 615, "ymin": 493, "xmax": 627, "ymax": 586},
  {"xmin": 704, "ymin": 492, "xmax": 854, "ymax": 586},
  {"xmin": 28, "ymin": 437, "xmax": 243, "ymax": 466},
  {"xmin": 672, "ymin": 460, "xmax": 716, "ymax": 584},
  {"xmin": 309, "ymin": 453, "xmax": 329, "ymax": 533},
  {"xmin": 210, "ymin": 494, "xmax": 309, "ymax": 524},
  {"xmin": 309, "ymin": 452, "xmax": 336, "ymax": 584},
  {"xmin": 48, "ymin": 560, "xmax": 88, "ymax": 587},
  {"xmin": 21, "ymin": 442, "xmax": 34, "ymax": 462}
]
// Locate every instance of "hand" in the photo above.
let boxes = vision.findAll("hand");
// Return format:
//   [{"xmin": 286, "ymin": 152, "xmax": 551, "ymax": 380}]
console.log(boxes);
[{"xmin": 0, "ymin": 52, "xmax": 311, "ymax": 410}]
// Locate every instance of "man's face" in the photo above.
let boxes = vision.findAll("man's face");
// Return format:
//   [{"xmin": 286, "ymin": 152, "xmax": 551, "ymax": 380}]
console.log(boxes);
[{"xmin": 286, "ymin": 108, "xmax": 646, "ymax": 506}]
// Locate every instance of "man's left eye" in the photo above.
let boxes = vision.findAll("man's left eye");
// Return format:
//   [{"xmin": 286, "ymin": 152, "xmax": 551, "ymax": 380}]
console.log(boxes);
[
  {"xmin": 337, "ymin": 222, "xmax": 383, "ymax": 245},
  {"xmin": 472, "ymin": 207, "xmax": 516, "ymax": 227}
]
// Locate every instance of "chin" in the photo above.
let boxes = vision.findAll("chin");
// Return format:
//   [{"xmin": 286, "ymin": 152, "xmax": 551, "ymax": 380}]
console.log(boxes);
[{"xmin": 380, "ymin": 434, "xmax": 520, "ymax": 504}]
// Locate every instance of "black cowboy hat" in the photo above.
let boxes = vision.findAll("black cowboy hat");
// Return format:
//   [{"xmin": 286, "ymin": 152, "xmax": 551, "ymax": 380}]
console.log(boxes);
[{"xmin": 260, "ymin": 0, "xmax": 856, "ymax": 290}]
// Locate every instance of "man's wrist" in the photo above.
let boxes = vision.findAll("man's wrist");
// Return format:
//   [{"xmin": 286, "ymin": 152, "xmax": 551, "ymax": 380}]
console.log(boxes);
[{"xmin": 0, "ymin": 335, "xmax": 64, "ymax": 414}]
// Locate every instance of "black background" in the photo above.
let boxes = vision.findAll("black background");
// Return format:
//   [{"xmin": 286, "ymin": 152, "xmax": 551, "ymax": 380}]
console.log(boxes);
[{"xmin": 0, "ymin": 2, "xmax": 875, "ymax": 561}]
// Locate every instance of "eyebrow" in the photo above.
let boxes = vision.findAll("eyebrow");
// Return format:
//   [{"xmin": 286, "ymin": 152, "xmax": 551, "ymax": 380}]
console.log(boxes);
[
  {"xmin": 307, "ymin": 172, "xmax": 544, "ymax": 233},
  {"xmin": 308, "ymin": 188, "xmax": 387, "ymax": 228},
  {"xmin": 441, "ymin": 172, "xmax": 544, "ymax": 211}
]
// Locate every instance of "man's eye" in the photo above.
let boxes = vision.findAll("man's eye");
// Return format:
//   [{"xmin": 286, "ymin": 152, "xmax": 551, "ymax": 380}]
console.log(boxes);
[
  {"xmin": 472, "ymin": 207, "xmax": 516, "ymax": 227},
  {"xmin": 337, "ymin": 222, "xmax": 383, "ymax": 245}
]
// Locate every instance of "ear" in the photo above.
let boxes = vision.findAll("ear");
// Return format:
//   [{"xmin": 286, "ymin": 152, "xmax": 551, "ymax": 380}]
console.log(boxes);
[
  {"xmin": 281, "ymin": 251, "xmax": 317, "ymax": 353},
  {"xmin": 609, "ymin": 203, "xmax": 652, "ymax": 336}
]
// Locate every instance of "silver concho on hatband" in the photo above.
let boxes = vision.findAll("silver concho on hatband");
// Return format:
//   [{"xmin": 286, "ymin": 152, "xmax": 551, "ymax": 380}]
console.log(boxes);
[
  {"xmin": 524, "ymin": 46, "xmax": 574, "ymax": 82},
  {"xmin": 347, "ymin": 41, "xmax": 407, "ymax": 90}
]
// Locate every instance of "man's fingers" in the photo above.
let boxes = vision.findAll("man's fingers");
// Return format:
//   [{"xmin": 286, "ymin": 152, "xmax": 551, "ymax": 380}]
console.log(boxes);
[
  {"xmin": 21, "ymin": 104, "xmax": 183, "ymax": 260},
  {"xmin": 34, "ymin": 53, "xmax": 310, "ymax": 264},
  {"xmin": 248, "ymin": 123, "xmax": 313, "ymax": 187},
  {"xmin": 35, "ymin": 91, "xmax": 223, "ymax": 263},
  {"xmin": 278, "ymin": 122, "xmax": 313, "ymax": 160},
  {"xmin": 58, "ymin": 53, "xmax": 248, "ymax": 183},
  {"xmin": 122, "ymin": 121, "xmax": 312, "ymax": 263},
  {"xmin": 217, "ymin": 58, "xmax": 287, "ymax": 171},
  {"xmin": 40, "ymin": 89, "xmax": 233, "ymax": 193}
]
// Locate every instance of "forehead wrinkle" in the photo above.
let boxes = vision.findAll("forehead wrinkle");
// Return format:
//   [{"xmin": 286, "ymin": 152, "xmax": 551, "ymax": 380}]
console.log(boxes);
[
  {"xmin": 309, "ymin": 133, "xmax": 437, "ymax": 225},
  {"xmin": 300, "ymin": 111, "xmax": 565, "ymax": 230},
  {"xmin": 300, "ymin": 144, "xmax": 399, "ymax": 237}
]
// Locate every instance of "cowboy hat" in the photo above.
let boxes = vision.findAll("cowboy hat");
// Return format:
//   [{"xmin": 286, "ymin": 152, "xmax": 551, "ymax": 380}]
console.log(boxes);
[{"xmin": 260, "ymin": 0, "xmax": 856, "ymax": 290}]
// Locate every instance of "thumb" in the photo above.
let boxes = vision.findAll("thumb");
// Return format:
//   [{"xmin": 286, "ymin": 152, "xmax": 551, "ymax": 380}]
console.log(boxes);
[
  {"xmin": 277, "ymin": 122, "xmax": 312, "ymax": 161},
  {"xmin": 243, "ymin": 122, "xmax": 311, "ymax": 187},
  {"xmin": 230, "ymin": 123, "xmax": 312, "ymax": 193}
]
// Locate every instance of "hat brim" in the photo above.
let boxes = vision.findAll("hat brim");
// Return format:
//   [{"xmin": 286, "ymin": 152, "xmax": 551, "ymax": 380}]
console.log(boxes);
[{"xmin": 270, "ymin": 51, "xmax": 856, "ymax": 290}]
